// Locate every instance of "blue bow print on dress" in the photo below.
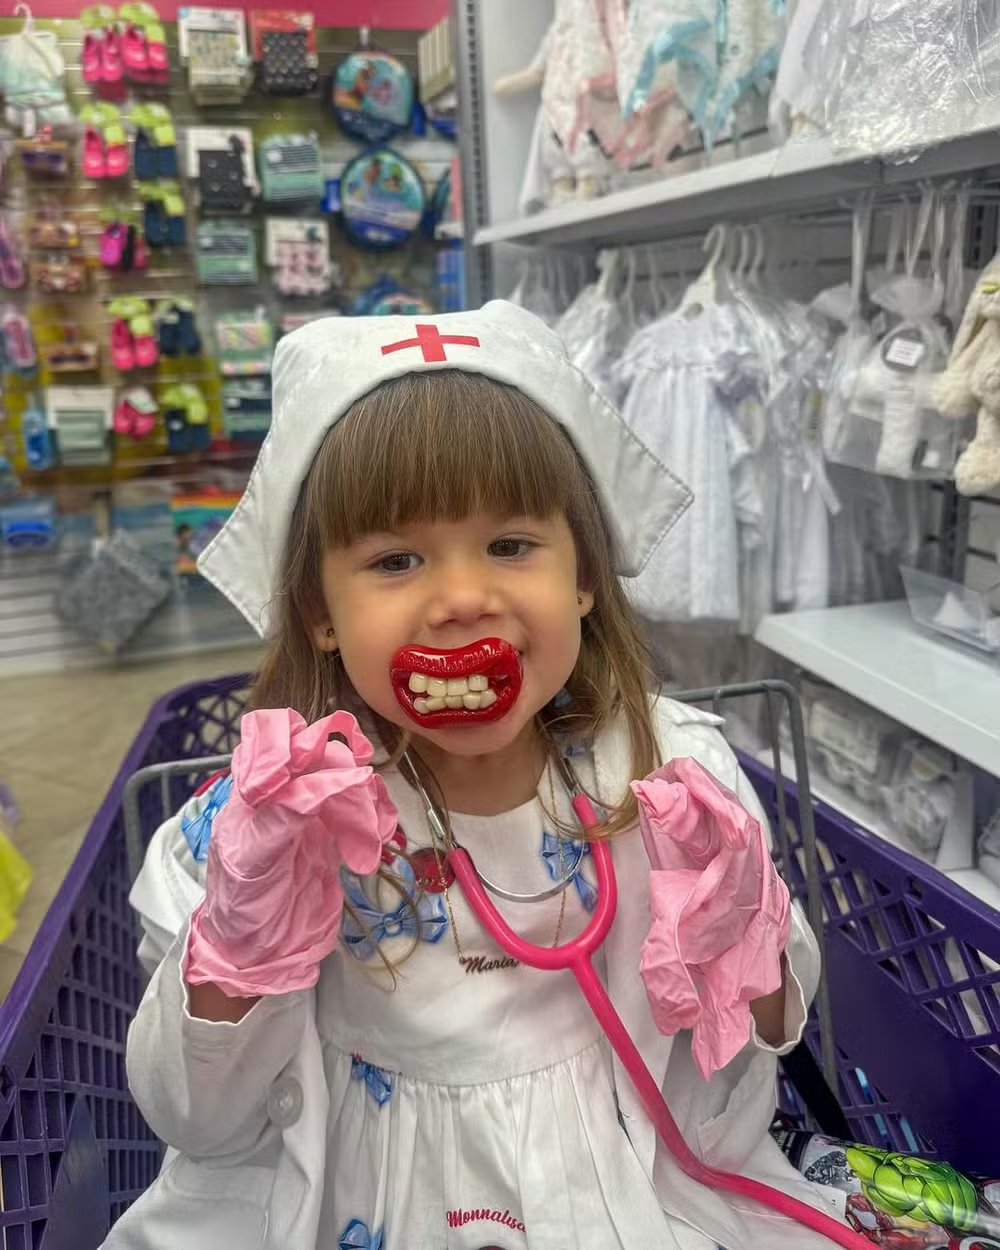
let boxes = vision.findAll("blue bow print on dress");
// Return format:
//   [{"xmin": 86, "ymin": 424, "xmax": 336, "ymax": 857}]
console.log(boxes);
[
  {"xmin": 341, "ymin": 855, "xmax": 448, "ymax": 961},
  {"xmin": 541, "ymin": 831, "xmax": 597, "ymax": 912},
  {"xmin": 351, "ymin": 1055, "xmax": 393, "ymax": 1107},
  {"xmin": 180, "ymin": 774, "xmax": 232, "ymax": 863},
  {"xmin": 339, "ymin": 1219, "xmax": 383, "ymax": 1250}
]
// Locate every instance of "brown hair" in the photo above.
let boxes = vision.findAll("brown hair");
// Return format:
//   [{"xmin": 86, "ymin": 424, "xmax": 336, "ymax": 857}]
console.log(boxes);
[{"xmin": 253, "ymin": 370, "xmax": 660, "ymax": 835}]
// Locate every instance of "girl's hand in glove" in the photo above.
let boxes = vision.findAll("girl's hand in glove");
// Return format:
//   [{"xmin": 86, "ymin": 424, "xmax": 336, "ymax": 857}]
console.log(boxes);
[
  {"xmin": 185, "ymin": 708, "xmax": 398, "ymax": 999},
  {"xmin": 631, "ymin": 757, "xmax": 790, "ymax": 1079}
]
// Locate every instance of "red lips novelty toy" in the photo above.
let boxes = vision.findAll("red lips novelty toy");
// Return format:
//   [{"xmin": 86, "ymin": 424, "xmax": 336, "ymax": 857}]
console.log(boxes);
[{"xmin": 390, "ymin": 638, "xmax": 522, "ymax": 728}]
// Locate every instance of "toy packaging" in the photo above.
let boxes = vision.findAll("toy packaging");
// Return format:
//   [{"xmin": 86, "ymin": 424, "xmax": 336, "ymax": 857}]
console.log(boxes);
[
  {"xmin": 178, "ymin": 6, "xmax": 252, "ymax": 104},
  {"xmin": 250, "ymin": 9, "xmax": 317, "ymax": 96},
  {"xmin": 775, "ymin": 1131, "xmax": 1000, "ymax": 1249},
  {"xmin": 330, "ymin": 45, "xmax": 414, "ymax": 144},
  {"xmin": 338, "ymin": 148, "xmax": 425, "ymax": 250}
]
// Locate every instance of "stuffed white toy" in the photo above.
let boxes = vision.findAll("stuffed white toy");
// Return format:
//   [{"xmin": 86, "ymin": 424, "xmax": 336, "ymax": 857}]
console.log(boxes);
[
  {"xmin": 934, "ymin": 255, "xmax": 1000, "ymax": 496},
  {"xmin": 495, "ymin": 0, "xmax": 617, "ymax": 212}
]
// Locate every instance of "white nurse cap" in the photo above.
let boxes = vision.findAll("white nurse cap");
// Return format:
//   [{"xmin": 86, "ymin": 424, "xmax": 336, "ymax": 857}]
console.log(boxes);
[{"xmin": 198, "ymin": 300, "xmax": 691, "ymax": 636}]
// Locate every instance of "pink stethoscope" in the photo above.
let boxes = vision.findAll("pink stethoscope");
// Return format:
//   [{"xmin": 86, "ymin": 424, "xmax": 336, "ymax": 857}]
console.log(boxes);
[{"xmin": 400, "ymin": 750, "xmax": 869, "ymax": 1250}]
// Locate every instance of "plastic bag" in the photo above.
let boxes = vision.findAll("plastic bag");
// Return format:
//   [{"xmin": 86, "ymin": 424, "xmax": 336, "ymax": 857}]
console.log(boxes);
[
  {"xmin": 880, "ymin": 738, "xmax": 974, "ymax": 860},
  {"xmin": 821, "ymin": 197, "xmax": 878, "ymax": 463},
  {"xmin": 827, "ymin": 194, "xmax": 959, "ymax": 480},
  {"xmin": 775, "ymin": 1131, "xmax": 1000, "ymax": 1246},
  {"xmin": 801, "ymin": 0, "xmax": 1000, "ymax": 157},
  {"xmin": 507, "ymin": 257, "xmax": 560, "ymax": 326}
]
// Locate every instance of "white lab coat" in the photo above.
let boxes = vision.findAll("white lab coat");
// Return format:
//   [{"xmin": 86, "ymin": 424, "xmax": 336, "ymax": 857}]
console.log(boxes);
[{"xmin": 103, "ymin": 698, "xmax": 846, "ymax": 1250}]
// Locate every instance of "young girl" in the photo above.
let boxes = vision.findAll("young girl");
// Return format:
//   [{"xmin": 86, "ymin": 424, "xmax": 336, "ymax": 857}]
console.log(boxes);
[{"xmin": 109, "ymin": 302, "xmax": 839, "ymax": 1250}]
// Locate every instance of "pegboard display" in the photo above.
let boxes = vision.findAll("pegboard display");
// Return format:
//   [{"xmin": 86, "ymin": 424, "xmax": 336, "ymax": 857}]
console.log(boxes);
[{"xmin": 0, "ymin": 13, "xmax": 462, "ymax": 674}]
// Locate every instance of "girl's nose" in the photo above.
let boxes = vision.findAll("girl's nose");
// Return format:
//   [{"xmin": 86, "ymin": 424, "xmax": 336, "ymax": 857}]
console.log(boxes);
[{"xmin": 425, "ymin": 559, "xmax": 500, "ymax": 630}]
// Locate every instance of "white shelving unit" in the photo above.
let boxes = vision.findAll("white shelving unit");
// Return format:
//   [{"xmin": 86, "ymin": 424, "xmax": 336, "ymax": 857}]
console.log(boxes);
[
  {"xmin": 757, "ymin": 603, "xmax": 1000, "ymax": 911},
  {"xmin": 757, "ymin": 601, "xmax": 1000, "ymax": 779},
  {"xmin": 474, "ymin": 128, "xmax": 1000, "ymax": 251}
]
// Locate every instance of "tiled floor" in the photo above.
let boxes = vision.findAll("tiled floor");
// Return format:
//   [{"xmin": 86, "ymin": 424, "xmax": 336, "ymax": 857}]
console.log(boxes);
[{"xmin": 0, "ymin": 645, "xmax": 264, "ymax": 1001}]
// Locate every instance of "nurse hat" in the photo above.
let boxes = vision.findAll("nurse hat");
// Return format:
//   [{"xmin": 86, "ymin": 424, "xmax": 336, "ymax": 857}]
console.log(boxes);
[{"xmin": 198, "ymin": 300, "xmax": 691, "ymax": 636}]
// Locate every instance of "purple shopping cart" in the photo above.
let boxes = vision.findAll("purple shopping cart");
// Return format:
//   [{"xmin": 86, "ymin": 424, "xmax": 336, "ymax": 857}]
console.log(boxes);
[{"xmin": 0, "ymin": 675, "xmax": 998, "ymax": 1249}]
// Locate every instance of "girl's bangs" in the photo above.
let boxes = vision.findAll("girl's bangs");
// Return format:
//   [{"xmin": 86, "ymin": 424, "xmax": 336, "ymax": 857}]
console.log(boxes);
[{"xmin": 308, "ymin": 371, "xmax": 586, "ymax": 550}]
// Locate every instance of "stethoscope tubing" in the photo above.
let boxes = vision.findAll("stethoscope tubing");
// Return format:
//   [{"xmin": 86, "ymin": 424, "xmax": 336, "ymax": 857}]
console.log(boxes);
[{"xmin": 449, "ymin": 790, "xmax": 871, "ymax": 1250}]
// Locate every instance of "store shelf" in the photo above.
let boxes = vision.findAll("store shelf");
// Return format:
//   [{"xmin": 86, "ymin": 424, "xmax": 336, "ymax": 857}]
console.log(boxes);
[
  {"xmin": 757, "ymin": 601, "xmax": 1000, "ymax": 778},
  {"xmin": 754, "ymin": 747, "xmax": 943, "ymax": 865},
  {"xmin": 474, "ymin": 128, "xmax": 1000, "ymax": 250}
]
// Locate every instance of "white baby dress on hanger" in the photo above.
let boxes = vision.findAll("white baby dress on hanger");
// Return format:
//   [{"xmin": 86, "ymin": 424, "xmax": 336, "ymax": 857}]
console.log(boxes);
[{"xmin": 618, "ymin": 304, "xmax": 759, "ymax": 624}]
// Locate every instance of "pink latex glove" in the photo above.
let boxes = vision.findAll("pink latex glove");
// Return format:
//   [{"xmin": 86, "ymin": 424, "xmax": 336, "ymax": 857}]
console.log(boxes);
[
  {"xmin": 630, "ymin": 757, "xmax": 791, "ymax": 1080},
  {"xmin": 185, "ymin": 708, "xmax": 398, "ymax": 998}
]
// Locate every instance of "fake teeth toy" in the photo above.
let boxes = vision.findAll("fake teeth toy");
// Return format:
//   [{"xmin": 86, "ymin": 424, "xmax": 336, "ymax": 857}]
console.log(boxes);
[{"xmin": 390, "ymin": 638, "xmax": 522, "ymax": 728}]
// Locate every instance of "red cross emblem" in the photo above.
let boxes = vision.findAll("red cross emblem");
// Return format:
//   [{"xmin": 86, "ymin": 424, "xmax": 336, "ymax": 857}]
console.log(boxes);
[{"xmin": 381, "ymin": 324, "xmax": 481, "ymax": 363}]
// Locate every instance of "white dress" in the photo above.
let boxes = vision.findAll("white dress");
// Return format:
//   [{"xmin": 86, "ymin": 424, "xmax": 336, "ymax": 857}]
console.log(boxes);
[
  {"xmin": 316, "ymin": 766, "xmax": 716, "ymax": 1249},
  {"xmin": 619, "ymin": 305, "xmax": 754, "ymax": 624}
]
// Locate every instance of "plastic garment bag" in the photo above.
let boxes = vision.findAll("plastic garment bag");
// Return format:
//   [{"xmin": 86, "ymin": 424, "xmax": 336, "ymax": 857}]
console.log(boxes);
[
  {"xmin": 825, "ymin": 464, "xmax": 927, "ymax": 607},
  {"xmin": 831, "ymin": 191, "xmax": 960, "ymax": 480},
  {"xmin": 726, "ymin": 227, "xmax": 836, "ymax": 619},
  {"xmin": 619, "ymin": 297, "xmax": 756, "ymax": 624},
  {"xmin": 821, "ymin": 196, "xmax": 879, "ymax": 467},
  {"xmin": 798, "ymin": 0, "xmax": 1000, "ymax": 156},
  {"xmin": 508, "ymin": 258, "xmax": 560, "ymax": 327},
  {"xmin": 557, "ymin": 250, "xmax": 633, "ymax": 404}
]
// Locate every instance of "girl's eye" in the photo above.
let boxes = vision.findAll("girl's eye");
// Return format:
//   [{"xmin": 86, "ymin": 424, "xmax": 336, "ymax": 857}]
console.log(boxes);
[
  {"xmin": 374, "ymin": 552, "xmax": 420, "ymax": 575},
  {"xmin": 489, "ymin": 537, "xmax": 534, "ymax": 560}
]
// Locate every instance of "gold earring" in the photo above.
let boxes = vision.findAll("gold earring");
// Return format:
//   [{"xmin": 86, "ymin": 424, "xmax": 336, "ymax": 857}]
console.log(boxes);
[{"xmin": 326, "ymin": 628, "xmax": 336, "ymax": 639}]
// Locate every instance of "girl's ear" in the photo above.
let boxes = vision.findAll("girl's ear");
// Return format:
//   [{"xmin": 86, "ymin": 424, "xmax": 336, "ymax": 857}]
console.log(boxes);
[
  {"xmin": 576, "ymin": 589, "xmax": 595, "ymax": 618},
  {"xmin": 313, "ymin": 623, "xmax": 339, "ymax": 652}
]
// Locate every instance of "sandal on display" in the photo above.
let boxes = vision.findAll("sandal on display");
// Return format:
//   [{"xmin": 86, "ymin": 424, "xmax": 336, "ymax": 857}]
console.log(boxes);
[
  {"xmin": 99, "ymin": 220, "xmax": 126, "ymax": 266},
  {"xmin": 101, "ymin": 27, "xmax": 124, "ymax": 83},
  {"xmin": 82, "ymin": 30, "xmax": 103, "ymax": 83},
  {"xmin": 104, "ymin": 128, "xmax": 129, "ymax": 177},
  {"xmin": 130, "ymin": 312, "xmax": 159, "ymax": 367},
  {"xmin": 82, "ymin": 126, "xmax": 105, "ymax": 178},
  {"xmin": 133, "ymin": 127, "xmax": 157, "ymax": 179},
  {"xmin": 175, "ymin": 301, "xmax": 201, "ymax": 355},
  {"xmin": 110, "ymin": 317, "xmax": 135, "ymax": 370},
  {"xmin": 122, "ymin": 24, "xmax": 149, "ymax": 75}
]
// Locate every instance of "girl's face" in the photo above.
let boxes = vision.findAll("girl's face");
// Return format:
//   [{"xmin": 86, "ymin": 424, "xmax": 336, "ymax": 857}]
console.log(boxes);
[{"xmin": 314, "ymin": 510, "xmax": 594, "ymax": 758}]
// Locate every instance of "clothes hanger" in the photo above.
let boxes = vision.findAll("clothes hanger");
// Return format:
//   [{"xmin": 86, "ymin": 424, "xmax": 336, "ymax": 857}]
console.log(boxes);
[
  {"xmin": 573, "ymin": 252, "xmax": 588, "ymax": 298},
  {"xmin": 621, "ymin": 247, "xmax": 639, "ymax": 332},
  {"xmin": 644, "ymin": 244, "xmax": 666, "ymax": 316},
  {"xmin": 596, "ymin": 247, "xmax": 620, "ymax": 299},
  {"xmin": 554, "ymin": 252, "xmax": 572, "ymax": 313},
  {"xmin": 677, "ymin": 223, "xmax": 730, "ymax": 317},
  {"xmin": 746, "ymin": 223, "xmax": 766, "ymax": 290},
  {"xmin": 734, "ymin": 224, "xmax": 752, "ymax": 282}
]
